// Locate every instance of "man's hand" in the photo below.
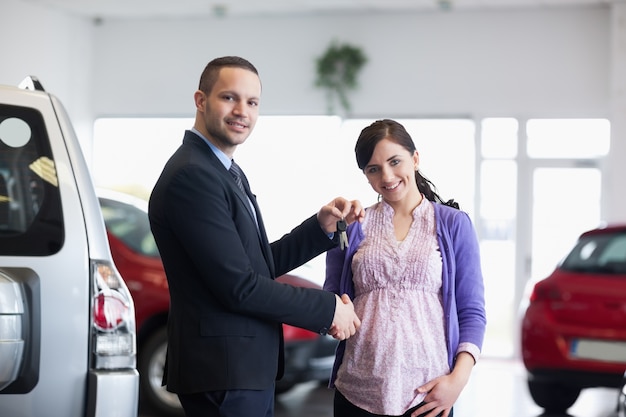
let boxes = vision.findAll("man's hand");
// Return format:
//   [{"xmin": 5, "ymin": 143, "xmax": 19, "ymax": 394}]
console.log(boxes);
[
  {"xmin": 317, "ymin": 197, "xmax": 365, "ymax": 234},
  {"xmin": 328, "ymin": 294, "xmax": 361, "ymax": 340}
]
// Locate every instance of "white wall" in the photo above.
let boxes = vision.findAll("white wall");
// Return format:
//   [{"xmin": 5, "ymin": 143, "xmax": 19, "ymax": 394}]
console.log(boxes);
[
  {"xmin": 88, "ymin": 5, "xmax": 625, "ymax": 222},
  {"xmin": 607, "ymin": 3, "xmax": 626, "ymax": 224},
  {"xmin": 0, "ymin": 0, "xmax": 95, "ymax": 154},
  {"xmin": 91, "ymin": 7, "xmax": 610, "ymax": 118},
  {"xmin": 2, "ymin": 3, "xmax": 625, "ymax": 221}
]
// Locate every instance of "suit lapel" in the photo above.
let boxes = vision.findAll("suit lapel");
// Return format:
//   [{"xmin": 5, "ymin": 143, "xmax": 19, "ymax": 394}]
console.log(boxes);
[
  {"xmin": 184, "ymin": 131, "xmax": 276, "ymax": 277},
  {"xmin": 238, "ymin": 173, "xmax": 276, "ymax": 277},
  {"xmin": 231, "ymin": 179, "xmax": 258, "ymax": 224}
]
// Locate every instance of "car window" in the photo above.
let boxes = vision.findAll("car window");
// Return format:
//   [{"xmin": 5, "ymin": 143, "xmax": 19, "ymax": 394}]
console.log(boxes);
[
  {"xmin": 561, "ymin": 232, "xmax": 626, "ymax": 274},
  {"xmin": 0, "ymin": 104, "xmax": 64, "ymax": 255},
  {"xmin": 99, "ymin": 197, "xmax": 159, "ymax": 258}
]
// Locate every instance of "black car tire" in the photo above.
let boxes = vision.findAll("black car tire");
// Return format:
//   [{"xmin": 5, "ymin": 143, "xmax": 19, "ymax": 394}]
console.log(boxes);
[
  {"xmin": 138, "ymin": 327, "xmax": 184, "ymax": 417},
  {"xmin": 527, "ymin": 379, "xmax": 580, "ymax": 413}
]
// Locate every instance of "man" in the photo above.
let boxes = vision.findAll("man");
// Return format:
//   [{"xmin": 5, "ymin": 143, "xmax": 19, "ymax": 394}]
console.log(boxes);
[{"xmin": 148, "ymin": 56, "xmax": 363, "ymax": 417}]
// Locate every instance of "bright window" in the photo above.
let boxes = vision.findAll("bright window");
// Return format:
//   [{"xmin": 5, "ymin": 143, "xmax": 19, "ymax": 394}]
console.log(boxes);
[
  {"xmin": 526, "ymin": 118, "xmax": 610, "ymax": 158},
  {"xmin": 93, "ymin": 116, "xmax": 476, "ymax": 232},
  {"xmin": 481, "ymin": 118, "xmax": 518, "ymax": 159}
]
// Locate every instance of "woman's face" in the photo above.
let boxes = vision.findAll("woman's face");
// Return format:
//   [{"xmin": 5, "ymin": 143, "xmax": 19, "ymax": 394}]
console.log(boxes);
[{"xmin": 362, "ymin": 137, "xmax": 420, "ymax": 205}]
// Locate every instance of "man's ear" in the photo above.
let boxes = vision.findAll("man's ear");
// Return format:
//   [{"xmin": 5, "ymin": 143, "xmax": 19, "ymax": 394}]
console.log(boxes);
[{"xmin": 193, "ymin": 90, "xmax": 206, "ymax": 111}]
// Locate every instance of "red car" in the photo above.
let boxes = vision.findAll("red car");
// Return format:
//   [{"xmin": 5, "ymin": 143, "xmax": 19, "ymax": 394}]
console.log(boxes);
[
  {"xmin": 520, "ymin": 224, "xmax": 626, "ymax": 413},
  {"xmin": 98, "ymin": 189, "xmax": 337, "ymax": 416}
]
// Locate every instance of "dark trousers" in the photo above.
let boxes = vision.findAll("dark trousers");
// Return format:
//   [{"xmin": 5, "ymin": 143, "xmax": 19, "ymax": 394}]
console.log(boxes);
[
  {"xmin": 177, "ymin": 384, "xmax": 275, "ymax": 417},
  {"xmin": 334, "ymin": 389, "xmax": 453, "ymax": 417}
]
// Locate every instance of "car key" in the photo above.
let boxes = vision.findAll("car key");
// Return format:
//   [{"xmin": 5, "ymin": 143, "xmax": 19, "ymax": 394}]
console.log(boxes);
[{"xmin": 337, "ymin": 219, "xmax": 348, "ymax": 250}]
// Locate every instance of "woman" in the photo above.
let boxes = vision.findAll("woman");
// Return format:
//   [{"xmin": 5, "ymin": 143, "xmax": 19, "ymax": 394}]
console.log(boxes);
[{"xmin": 324, "ymin": 119, "xmax": 486, "ymax": 417}]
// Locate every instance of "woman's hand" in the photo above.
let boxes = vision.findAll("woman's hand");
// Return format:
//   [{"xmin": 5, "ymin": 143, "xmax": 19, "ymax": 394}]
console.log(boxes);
[{"xmin": 410, "ymin": 352, "xmax": 475, "ymax": 417}]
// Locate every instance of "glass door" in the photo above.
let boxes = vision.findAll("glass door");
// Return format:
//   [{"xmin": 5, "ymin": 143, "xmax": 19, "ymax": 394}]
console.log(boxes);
[
  {"xmin": 524, "ymin": 118, "xmax": 609, "ymax": 287},
  {"xmin": 530, "ymin": 165, "xmax": 602, "ymax": 283},
  {"xmin": 480, "ymin": 118, "xmax": 609, "ymax": 359}
]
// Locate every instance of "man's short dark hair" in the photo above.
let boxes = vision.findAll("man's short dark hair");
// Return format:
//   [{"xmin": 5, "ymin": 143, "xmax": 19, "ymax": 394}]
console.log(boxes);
[{"xmin": 198, "ymin": 56, "xmax": 259, "ymax": 94}]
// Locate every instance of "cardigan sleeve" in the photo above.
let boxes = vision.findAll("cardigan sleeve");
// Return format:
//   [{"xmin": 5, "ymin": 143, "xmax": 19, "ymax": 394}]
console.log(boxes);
[
  {"xmin": 450, "ymin": 209, "xmax": 487, "ymax": 351},
  {"xmin": 324, "ymin": 245, "xmax": 343, "ymax": 295},
  {"xmin": 324, "ymin": 221, "xmax": 362, "ymax": 298}
]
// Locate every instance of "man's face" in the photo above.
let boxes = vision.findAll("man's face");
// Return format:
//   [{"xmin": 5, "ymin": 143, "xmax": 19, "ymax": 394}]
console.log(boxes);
[{"xmin": 195, "ymin": 67, "xmax": 261, "ymax": 158}]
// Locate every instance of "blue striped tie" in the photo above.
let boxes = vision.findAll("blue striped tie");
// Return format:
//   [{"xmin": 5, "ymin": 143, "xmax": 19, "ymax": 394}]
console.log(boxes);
[{"xmin": 229, "ymin": 160, "xmax": 246, "ymax": 194}]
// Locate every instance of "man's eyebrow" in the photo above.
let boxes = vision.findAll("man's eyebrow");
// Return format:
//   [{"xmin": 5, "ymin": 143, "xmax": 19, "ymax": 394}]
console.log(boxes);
[{"xmin": 219, "ymin": 90, "xmax": 259, "ymax": 101}]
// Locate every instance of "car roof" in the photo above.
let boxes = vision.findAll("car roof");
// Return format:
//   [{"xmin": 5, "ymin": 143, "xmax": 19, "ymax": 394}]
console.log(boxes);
[
  {"xmin": 96, "ymin": 188, "xmax": 149, "ymax": 213},
  {"xmin": 580, "ymin": 223, "xmax": 626, "ymax": 238}
]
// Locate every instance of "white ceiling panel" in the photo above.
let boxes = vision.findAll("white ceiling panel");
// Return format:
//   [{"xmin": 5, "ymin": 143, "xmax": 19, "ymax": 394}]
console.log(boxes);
[{"xmin": 15, "ymin": 0, "xmax": 618, "ymax": 19}]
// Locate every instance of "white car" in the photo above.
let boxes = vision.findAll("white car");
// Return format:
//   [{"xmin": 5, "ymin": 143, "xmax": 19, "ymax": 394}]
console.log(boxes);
[{"xmin": 0, "ymin": 77, "xmax": 139, "ymax": 416}]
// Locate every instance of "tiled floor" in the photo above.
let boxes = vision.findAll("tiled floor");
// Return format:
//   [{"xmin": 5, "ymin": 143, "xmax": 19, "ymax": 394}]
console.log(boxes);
[
  {"xmin": 451, "ymin": 358, "xmax": 618, "ymax": 417},
  {"xmin": 140, "ymin": 358, "xmax": 621, "ymax": 417}
]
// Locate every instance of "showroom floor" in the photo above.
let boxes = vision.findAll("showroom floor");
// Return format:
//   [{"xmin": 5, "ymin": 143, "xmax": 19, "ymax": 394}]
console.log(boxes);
[{"xmin": 139, "ymin": 358, "xmax": 621, "ymax": 417}]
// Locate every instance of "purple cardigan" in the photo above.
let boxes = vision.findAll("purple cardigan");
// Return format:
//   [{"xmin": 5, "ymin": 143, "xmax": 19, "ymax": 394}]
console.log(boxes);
[{"xmin": 324, "ymin": 203, "xmax": 487, "ymax": 386}]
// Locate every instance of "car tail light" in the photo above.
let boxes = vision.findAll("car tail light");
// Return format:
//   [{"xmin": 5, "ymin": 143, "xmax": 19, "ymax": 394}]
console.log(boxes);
[
  {"xmin": 529, "ymin": 280, "xmax": 562, "ymax": 303},
  {"xmin": 91, "ymin": 260, "xmax": 136, "ymax": 370},
  {"xmin": 94, "ymin": 291, "xmax": 127, "ymax": 330}
]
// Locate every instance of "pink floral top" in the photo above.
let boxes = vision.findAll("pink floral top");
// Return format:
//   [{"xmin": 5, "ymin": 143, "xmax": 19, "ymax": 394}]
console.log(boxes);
[{"xmin": 334, "ymin": 199, "xmax": 450, "ymax": 415}]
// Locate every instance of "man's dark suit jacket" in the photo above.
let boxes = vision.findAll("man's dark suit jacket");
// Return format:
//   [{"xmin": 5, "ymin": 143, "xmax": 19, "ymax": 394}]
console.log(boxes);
[{"xmin": 148, "ymin": 131, "xmax": 338, "ymax": 394}]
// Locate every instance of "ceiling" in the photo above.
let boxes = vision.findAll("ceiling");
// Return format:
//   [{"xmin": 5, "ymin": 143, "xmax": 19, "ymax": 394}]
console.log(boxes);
[{"xmin": 16, "ymin": 0, "xmax": 618, "ymax": 20}]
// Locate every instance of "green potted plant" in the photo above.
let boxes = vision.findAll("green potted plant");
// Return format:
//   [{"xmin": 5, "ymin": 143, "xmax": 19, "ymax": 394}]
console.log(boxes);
[{"xmin": 315, "ymin": 41, "xmax": 367, "ymax": 115}]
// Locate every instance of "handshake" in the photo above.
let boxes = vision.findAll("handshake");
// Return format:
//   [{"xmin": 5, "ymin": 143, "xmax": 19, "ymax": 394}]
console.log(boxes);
[{"xmin": 328, "ymin": 294, "xmax": 361, "ymax": 341}]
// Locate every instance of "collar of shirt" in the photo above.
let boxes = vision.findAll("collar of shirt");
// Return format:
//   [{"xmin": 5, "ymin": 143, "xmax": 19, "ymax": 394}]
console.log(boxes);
[{"xmin": 191, "ymin": 127, "xmax": 232, "ymax": 170}]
